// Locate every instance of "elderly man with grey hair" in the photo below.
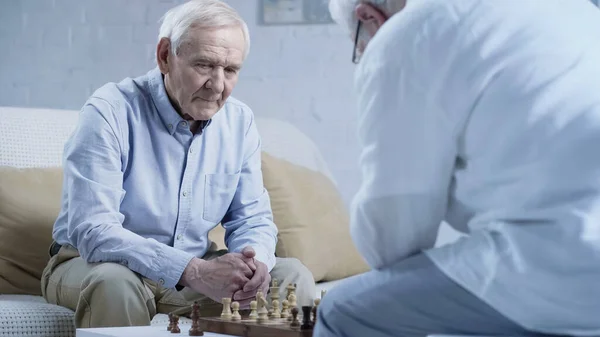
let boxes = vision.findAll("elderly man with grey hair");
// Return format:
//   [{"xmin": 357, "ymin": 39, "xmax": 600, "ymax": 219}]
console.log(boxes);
[
  {"xmin": 314, "ymin": 0, "xmax": 600, "ymax": 336},
  {"xmin": 40, "ymin": 0, "xmax": 315, "ymax": 328}
]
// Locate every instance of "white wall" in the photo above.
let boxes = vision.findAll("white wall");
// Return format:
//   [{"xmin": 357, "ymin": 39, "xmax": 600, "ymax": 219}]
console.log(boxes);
[{"xmin": 0, "ymin": 0, "xmax": 362, "ymax": 203}]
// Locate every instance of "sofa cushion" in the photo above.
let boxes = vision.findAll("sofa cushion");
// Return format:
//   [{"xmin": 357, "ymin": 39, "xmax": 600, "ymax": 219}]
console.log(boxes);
[
  {"xmin": 260, "ymin": 152, "xmax": 369, "ymax": 282},
  {"xmin": 0, "ymin": 167, "xmax": 63, "ymax": 295}
]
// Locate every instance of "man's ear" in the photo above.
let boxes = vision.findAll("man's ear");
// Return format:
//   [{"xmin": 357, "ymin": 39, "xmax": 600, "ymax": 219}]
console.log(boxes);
[
  {"xmin": 156, "ymin": 37, "xmax": 172, "ymax": 74},
  {"xmin": 355, "ymin": 3, "xmax": 388, "ymax": 37}
]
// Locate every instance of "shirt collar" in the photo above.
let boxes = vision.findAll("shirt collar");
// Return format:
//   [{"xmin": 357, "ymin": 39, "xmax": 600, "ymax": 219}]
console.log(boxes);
[{"xmin": 147, "ymin": 67, "xmax": 211, "ymax": 135}]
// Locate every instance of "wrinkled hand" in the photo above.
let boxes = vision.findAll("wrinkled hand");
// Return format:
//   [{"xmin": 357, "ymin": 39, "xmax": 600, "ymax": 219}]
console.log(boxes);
[
  {"xmin": 232, "ymin": 247, "xmax": 270, "ymax": 307},
  {"xmin": 179, "ymin": 252, "xmax": 255, "ymax": 304}
]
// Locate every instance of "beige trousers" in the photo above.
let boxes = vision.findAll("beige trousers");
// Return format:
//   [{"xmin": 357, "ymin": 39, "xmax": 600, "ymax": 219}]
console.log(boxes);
[{"xmin": 40, "ymin": 244, "xmax": 316, "ymax": 328}]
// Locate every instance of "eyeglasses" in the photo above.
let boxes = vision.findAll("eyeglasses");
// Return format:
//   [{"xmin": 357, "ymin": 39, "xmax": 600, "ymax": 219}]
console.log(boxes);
[{"xmin": 352, "ymin": 20, "xmax": 362, "ymax": 64}]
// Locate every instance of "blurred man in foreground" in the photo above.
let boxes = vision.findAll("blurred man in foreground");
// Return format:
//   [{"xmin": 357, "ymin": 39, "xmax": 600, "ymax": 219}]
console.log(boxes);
[{"xmin": 315, "ymin": 0, "xmax": 600, "ymax": 336}]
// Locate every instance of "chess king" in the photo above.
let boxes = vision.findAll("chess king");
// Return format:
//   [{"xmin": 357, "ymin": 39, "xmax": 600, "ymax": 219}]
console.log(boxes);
[{"xmin": 39, "ymin": 0, "xmax": 316, "ymax": 328}]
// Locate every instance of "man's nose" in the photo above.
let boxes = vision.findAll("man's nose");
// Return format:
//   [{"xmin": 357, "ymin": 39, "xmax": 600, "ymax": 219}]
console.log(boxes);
[{"xmin": 205, "ymin": 67, "xmax": 225, "ymax": 93}]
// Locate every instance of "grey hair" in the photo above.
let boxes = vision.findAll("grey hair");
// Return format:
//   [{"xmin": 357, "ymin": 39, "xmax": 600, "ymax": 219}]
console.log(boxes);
[
  {"xmin": 329, "ymin": 0, "xmax": 403, "ymax": 36},
  {"xmin": 158, "ymin": 0, "xmax": 251, "ymax": 58}
]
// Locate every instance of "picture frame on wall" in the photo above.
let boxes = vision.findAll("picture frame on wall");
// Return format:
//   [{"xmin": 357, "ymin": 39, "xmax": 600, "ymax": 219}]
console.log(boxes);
[{"xmin": 259, "ymin": 0, "xmax": 334, "ymax": 25}]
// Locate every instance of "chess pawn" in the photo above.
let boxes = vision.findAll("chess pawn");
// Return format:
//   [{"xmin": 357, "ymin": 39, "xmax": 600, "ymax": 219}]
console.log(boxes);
[
  {"xmin": 171, "ymin": 315, "xmax": 181, "ymax": 333},
  {"xmin": 231, "ymin": 301, "xmax": 241, "ymax": 321},
  {"xmin": 290, "ymin": 307, "xmax": 300, "ymax": 328},
  {"xmin": 248, "ymin": 300, "xmax": 258, "ymax": 320},
  {"xmin": 221, "ymin": 298, "xmax": 232, "ymax": 320},
  {"xmin": 280, "ymin": 299, "xmax": 290, "ymax": 318},
  {"xmin": 312, "ymin": 298, "xmax": 321, "ymax": 325},
  {"xmin": 271, "ymin": 299, "xmax": 281, "ymax": 319}
]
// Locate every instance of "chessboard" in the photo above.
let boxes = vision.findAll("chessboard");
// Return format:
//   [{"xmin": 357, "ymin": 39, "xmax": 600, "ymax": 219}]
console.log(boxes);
[
  {"xmin": 166, "ymin": 281, "xmax": 325, "ymax": 337},
  {"xmin": 197, "ymin": 314, "xmax": 313, "ymax": 337}
]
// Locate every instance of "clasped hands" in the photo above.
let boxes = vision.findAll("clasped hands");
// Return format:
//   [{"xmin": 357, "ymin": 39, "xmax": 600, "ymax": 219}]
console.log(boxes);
[{"xmin": 180, "ymin": 246, "xmax": 271, "ymax": 308}]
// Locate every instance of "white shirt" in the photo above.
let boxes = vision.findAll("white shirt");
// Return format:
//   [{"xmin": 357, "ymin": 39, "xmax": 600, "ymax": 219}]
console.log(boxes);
[{"xmin": 352, "ymin": 0, "xmax": 600, "ymax": 334}]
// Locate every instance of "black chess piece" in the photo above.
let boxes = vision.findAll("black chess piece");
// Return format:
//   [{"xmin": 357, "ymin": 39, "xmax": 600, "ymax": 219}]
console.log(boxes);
[
  {"xmin": 167, "ymin": 312, "xmax": 174, "ymax": 331},
  {"xmin": 189, "ymin": 301, "xmax": 204, "ymax": 336},
  {"xmin": 301, "ymin": 306, "xmax": 313, "ymax": 330},
  {"xmin": 171, "ymin": 314, "xmax": 181, "ymax": 333},
  {"xmin": 290, "ymin": 307, "xmax": 300, "ymax": 328}
]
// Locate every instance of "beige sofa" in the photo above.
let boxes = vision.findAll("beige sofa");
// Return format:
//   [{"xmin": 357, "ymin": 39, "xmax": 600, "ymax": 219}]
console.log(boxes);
[{"xmin": 0, "ymin": 106, "xmax": 371, "ymax": 336}]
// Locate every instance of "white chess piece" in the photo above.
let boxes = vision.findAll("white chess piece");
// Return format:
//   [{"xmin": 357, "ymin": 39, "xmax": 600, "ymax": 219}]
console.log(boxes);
[
  {"xmin": 281, "ymin": 299, "xmax": 290, "ymax": 318},
  {"xmin": 271, "ymin": 299, "xmax": 281, "ymax": 319},
  {"xmin": 288, "ymin": 293, "xmax": 297, "ymax": 309},
  {"xmin": 287, "ymin": 293, "xmax": 297, "ymax": 321},
  {"xmin": 221, "ymin": 298, "xmax": 232, "ymax": 320},
  {"xmin": 249, "ymin": 300, "xmax": 258, "ymax": 320},
  {"xmin": 231, "ymin": 301, "xmax": 241, "ymax": 321},
  {"xmin": 257, "ymin": 292, "xmax": 269, "ymax": 323}
]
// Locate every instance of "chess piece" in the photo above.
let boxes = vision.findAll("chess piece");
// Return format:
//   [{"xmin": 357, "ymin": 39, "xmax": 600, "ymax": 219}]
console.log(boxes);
[
  {"xmin": 290, "ymin": 307, "xmax": 300, "ymax": 328},
  {"xmin": 189, "ymin": 301, "xmax": 204, "ymax": 336},
  {"xmin": 271, "ymin": 299, "xmax": 281, "ymax": 319},
  {"xmin": 288, "ymin": 293, "xmax": 297, "ymax": 307},
  {"xmin": 220, "ymin": 298, "xmax": 232, "ymax": 320},
  {"xmin": 286, "ymin": 283, "xmax": 295, "ymax": 300},
  {"xmin": 231, "ymin": 301, "xmax": 241, "ymax": 321},
  {"xmin": 287, "ymin": 293, "xmax": 297, "ymax": 321},
  {"xmin": 270, "ymin": 279, "xmax": 280, "ymax": 303},
  {"xmin": 248, "ymin": 300, "xmax": 258, "ymax": 320},
  {"xmin": 256, "ymin": 292, "xmax": 269, "ymax": 324},
  {"xmin": 167, "ymin": 312, "xmax": 174, "ymax": 331},
  {"xmin": 171, "ymin": 314, "xmax": 181, "ymax": 333},
  {"xmin": 281, "ymin": 299, "xmax": 290, "ymax": 318},
  {"xmin": 312, "ymin": 298, "xmax": 321, "ymax": 325},
  {"xmin": 301, "ymin": 306, "xmax": 313, "ymax": 330}
]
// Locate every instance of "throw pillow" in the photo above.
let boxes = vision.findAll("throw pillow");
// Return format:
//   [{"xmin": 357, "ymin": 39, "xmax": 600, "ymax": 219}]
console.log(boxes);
[
  {"xmin": 0, "ymin": 167, "xmax": 63, "ymax": 295},
  {"xmin": 260, "ymin": 152, "xmax": 369, "ymax": 282}
]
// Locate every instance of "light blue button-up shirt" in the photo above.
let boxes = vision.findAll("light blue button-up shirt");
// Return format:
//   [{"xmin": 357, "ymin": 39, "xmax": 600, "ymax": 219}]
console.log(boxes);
[{"xmin": 52, "ymin": 67, "xmax": 278, "ymax": 288}]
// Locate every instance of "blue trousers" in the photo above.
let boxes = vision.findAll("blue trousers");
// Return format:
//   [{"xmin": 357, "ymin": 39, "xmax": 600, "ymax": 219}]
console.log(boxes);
[{"xmin": 313, "ymin": 254, "xmax": 560, "ymax": 337}]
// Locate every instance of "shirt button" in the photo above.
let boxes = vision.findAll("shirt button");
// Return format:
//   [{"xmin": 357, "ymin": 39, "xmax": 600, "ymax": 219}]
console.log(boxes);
[
  {"xmin": 180, "ymin": 121, "xmax": 188, "ymax": 127},
  {"xmin": 158, "ymin": 278, "xmax": 165, "ymax": 285},
  {"xmin": 177, "ymin": 234, "xmax": 183, "ymax": 241},
  {"xmin": 168, "ymin": 124, "xmax": 173, "ymax": 130},
  {"xmin": 189, "ymin": 147, "xmax": 194, "ymax": 154},
  {"xmin": 182, "ymin": 191, "xmax": 188, "ymax": 197}
]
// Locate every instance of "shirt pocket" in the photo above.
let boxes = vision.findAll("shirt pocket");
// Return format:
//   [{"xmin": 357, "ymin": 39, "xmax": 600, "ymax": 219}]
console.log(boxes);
[{"xmin": 203, "ymin": 173, "xmax": 240, "ymax": 223}]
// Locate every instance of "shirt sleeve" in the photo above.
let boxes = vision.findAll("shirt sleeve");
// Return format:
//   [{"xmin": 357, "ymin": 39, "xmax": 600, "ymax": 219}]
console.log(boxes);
[
  {"xmin": 220, "ymin": 112, "xmax": 278, "ymax": 272},
  {"xmin": 64, "ymin": 98, "xmax": 194, "ymax": 288},
  {"xmin": 350, "ymin": 13, "xmax": 458, "ymax": 270}
]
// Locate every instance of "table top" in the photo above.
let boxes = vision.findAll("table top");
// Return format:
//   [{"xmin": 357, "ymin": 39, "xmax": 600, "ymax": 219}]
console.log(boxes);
[{"xmin": 76, "ymin": 324, "xmax": 238, "ymax": 337}]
